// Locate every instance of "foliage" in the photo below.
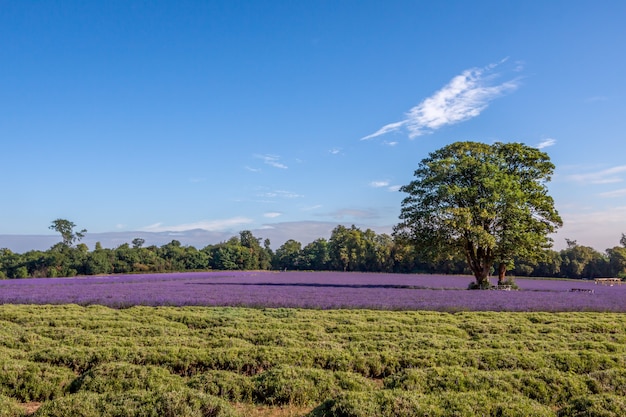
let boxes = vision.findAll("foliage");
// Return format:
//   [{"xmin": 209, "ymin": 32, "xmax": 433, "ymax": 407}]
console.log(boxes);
[
  {"xmin": 273, "ymin": 240, "xmax": 303, "ymax": 270},
  {"xmin": 49, "ymin": 219, "xmax": 87, "ymax": 247},
  {"xmin": 0, "ymin": 360, "xmax": 75, "ymax": 402},
  {"xmin": 33, "ymin": 389, "xmax": 237, "ymax": 417},
  {"xmin": 394, "ymin": 141, "xmax": 562, "ymax": 286},
  {"xmin": 188, "ymin": 371, "xmax": 255, "ymax": 403},
  {"xmin": 2, "ymin": 222, "xmax": 626, "ymax": 280},
  {"xmin": 253, "ymin": 366, "xmax": 375, "ymax": 406},
  {"xmin": 0, "ymin": 394, "xmax": 26, "ymax": 417},
  {"xmin": 69, "ymin": 362, "xmax": 184, "ymax": 394},
  {"xmin": 557, "ymin": 394, "xmax": 626, "ymax": 417},
  {"xmin": 1, "ymin": 305, "xmax": 626, "ymax": 415},
  {"xmin": 310, "ymin": 390, "xmax": 557, "ymax": 417}
]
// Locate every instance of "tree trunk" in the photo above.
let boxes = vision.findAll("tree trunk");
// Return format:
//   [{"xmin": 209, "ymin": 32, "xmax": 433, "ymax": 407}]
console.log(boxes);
[
  {"xmin": 497, "ymin": 262, "xmax": 507, "ymax": 284},
  {"xmin": 471, "ymin": 261, "xmax": 492, "ymax": 288},
  {"xmin": 465, "ymin": 245, "xmax": 492, "ymax": 288}
]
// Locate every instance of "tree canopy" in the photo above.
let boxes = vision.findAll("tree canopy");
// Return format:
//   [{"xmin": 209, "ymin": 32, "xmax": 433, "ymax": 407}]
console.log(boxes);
[
  {"xmin": 3, "ymin": 223, "xmax": 626, "ymax": 280},
  {"xmin": 394, "ymin": 141, "xmax": 562, "ymax": 287},
  {"xmin": 49, "ymin": 219, "xmax": 87, "ymax": 247}
]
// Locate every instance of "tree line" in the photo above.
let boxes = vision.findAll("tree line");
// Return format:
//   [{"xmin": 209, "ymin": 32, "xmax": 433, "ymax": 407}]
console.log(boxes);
[
  {"xmin": 1, "ymin": 224, "xmax": 625, "ymax": 280},
  {"xmin": 2, "ymin": 141, "xmax": 625, "ymax": 283}
]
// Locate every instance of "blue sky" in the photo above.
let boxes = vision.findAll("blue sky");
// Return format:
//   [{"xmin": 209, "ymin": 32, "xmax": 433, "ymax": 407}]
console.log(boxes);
[{"xmin": 2, "ymin": 1, "xmax": 625, "ymax": 251}]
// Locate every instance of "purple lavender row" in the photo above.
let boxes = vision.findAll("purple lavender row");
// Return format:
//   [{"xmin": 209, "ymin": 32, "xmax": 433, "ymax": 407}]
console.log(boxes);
[{"xmin": 1, "ymin": 271, "xmax": 624, "ymax": 311}]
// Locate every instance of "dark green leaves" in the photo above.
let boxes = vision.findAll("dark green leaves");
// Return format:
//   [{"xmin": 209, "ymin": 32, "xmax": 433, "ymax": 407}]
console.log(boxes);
[{"xmin": 395, "ymin": 141, "xmax": 562, "ymax": 284}]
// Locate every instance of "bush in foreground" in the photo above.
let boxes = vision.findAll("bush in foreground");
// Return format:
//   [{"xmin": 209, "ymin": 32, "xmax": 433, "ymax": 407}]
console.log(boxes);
[
  {"xmin": 0, "ymin": 360, "xmax": 75, "ymax": 402},
  {"xmin": 557, "ymin": 394, "xmax": 626, "ymax": 417},
  {"xmin": 33, "ymin": 389, "xmax": 238, "ymax": 417},
  {"xmin": 188, "ymin": 370, "xmax": 255, "ymax": 403},
  {"xmin": 309, "ymin": 390, "xmax": 555, "ymax": 417},
  {"xmin": 0, "ymin": 394, "xmax": 25, "ymax": 417},
  {"xmin": 254, "ymin": 366, "xmax": 375, "ymax": 406},
  {"xmin": 70, "ymin": 362, "xmax": 184, "ymax": 394}
]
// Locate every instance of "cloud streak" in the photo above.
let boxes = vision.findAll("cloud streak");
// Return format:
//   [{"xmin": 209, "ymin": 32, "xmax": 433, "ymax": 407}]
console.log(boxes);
[
  {"xmin": 362, "ymin": 59, "xmax": 520, "ymax": 140},
  {"xmin": 554, "ymin": 206, "xmax": 626, "ymax": 250},
  {"xmin": 324, "ymin": 208, "xmax": 380, "ymax": 220},
  {"xmin": 264, "ymin": 212, "xmax": 282, "ymax": 218},
  {"xmin": 255, "ymin": 154, "xmax": 288, "ymax": 169},
  {"xmin": 536, "ymin": 138, "xmax": 556, "ymax": 149},
  {"xmin": 142, "ymin": 217, "xmax": 253, "ymax": 232},
  {"xmin": 369, "ymin": 180, "xmax": 390, "ymax": 188},
  {"xmin": 598, "ymin": 188, "xmax": 626, "ymax": 198},
  {"xmin": 370, "ymin": 180, "xmax": 402, "ymax": 192},
  {"xmin": 568, "ymin": 166, "xmax": 626, "ymax": 184},
  {"xmin": 257, "ymin": 190, "xmax": 303, "ymax": 199}
]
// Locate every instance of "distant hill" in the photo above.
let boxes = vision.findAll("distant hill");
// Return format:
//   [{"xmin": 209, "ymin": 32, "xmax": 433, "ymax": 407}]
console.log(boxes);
[{"xmin": 0, "ymin": 221, "xmax": 394, "ymax": 253}]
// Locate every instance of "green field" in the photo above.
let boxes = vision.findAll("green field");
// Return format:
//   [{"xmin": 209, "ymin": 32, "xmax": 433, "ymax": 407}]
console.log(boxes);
[{"xmin": 1, "ymin": 305, "xmax": 626, "ymax": 416}]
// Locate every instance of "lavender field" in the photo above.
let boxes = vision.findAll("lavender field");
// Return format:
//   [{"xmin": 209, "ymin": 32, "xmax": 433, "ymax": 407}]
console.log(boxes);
[{"xmin": 1, "ymin": 271, "xmax": 624, "ymax": 311}]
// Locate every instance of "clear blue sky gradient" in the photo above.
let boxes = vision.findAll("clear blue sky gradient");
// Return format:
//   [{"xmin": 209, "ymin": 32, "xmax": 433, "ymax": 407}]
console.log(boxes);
[{"xmin": 2, "ymin": 1, "xmax": 625, "ymax": 251}]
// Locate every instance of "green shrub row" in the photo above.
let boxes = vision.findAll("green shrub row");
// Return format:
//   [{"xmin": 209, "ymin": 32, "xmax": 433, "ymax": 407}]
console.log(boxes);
[
  {"xmin": 0, "ymin": 360, "xmax": 75, "ymax": 402},
  {"xmin": 33, "ymin": 389, "xmax": 237, "ymax": 417},
  {"xmin": 2, "ymin": 305, "xmax": 626, "ymax": 415},
  {"xmin": 384, "ymin": 367, "xmax": 603, "ymax": 406},
  {"xmin": 311, "ymin": 390, "xmax": 626, "ymax": 417},
  {"xmin": 5, "ymin": 307, "xmax": 626, "ymax": 354},
  {"xmin": 20, "ymin": 338, "xmax": 626, "ymax": 381},
  {"xmin": 68, "ymin": 363, "xmax": 373, "ymax": 407},
  {"xmin": 0, "ymin": 394, "xmax": 26, "ymax": 417},
  {"xmin": 310, "ymin": 390, "xmax": 556, "ymax": 417}
]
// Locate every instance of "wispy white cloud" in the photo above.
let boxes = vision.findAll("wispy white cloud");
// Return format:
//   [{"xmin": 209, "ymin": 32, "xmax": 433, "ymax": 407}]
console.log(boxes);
[
  {"xmin": 255, "ymin": 154, "xmax": 288, "ymax": 169},
  {"xmin": 598, "ymin": 188, "xmax": 626, "ymax": 198},
  {"xmin": 245, "ymin": 166, "xmax": 261, "ymax": 172},
  {"xmin": 369, "ymin": 180, "xmax": 390, "ymax": 188},
  {"xmin": 370, "ymin": 180, "xmax": 401, "ymax": 192},
  {"xmin": 325, "ymin": 208, "xmax": 380, "ymax": 220},
  {"xmin": 568, "ymin": 166, "xmax": 626, "ymax": 184},
  {"xmin": 188, "ymin": 177, "xmax": 206, "ymax": 183},
  {"xmin": 553, "ymin": 206, "xmax": 626, "ymax": 250},
  {"xmin": 302, "ymin": 204, "xmax": 323, "ymax": 211},
  {"xmin": 329, "ymin": 148, "xmax": 341, "ymax": 155},
  {"xmin": 383, "ymin": 141, "xmax": 398, "ymax": 147},
  {"xmin": 264, "ymin": 212, "xmax": 282, "ymax": 218},
  {"xmin": 536, "ymin": 138, "xmax": 556, "ymax": 149},
  {"xmin": 142, "ymin": 217, "xmax": 253, "ymax": 232},
  {"xmin": 513, "ymin": 60, "xmax": 525, "ymax": 72},
  {"xmin": 362, "ymin": 59, "xmax": 520, "ymax": 140},
  {"xmin": 257, "ymin": 190, "xmax": 303, "ymax": 199}
]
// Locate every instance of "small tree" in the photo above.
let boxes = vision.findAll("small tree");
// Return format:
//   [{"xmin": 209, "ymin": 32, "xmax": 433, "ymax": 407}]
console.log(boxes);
[
  {"xmin": 274, "ymin": 239, "xmax": 302, "ymax": 270},
  {"xmin": 49, "ymin": 219, "xmax": 87, "ymax": 247},
  {"xmin": 394, "ymin": 141, "xmax": 562, "ymax": 288}
]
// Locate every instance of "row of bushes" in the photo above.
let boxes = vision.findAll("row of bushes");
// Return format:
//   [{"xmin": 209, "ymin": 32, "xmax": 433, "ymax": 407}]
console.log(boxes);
[
  {"xmin": 2, "ymin": 366, "xmax": 625, "ymax": 416},
  {"xmin": 3, "ymin": 306, "xmax": 626, "ymax": 416},
  {"xmin": 4, "ymin": 357, "xmax": 625, "ymax": 405},
  {"xmin": 3, "ymin": 226, "xmax": 626, "ymax": 279},
  {"xmin": 0, "ymin": 389, "xmax": 236, "ymax": 417}
]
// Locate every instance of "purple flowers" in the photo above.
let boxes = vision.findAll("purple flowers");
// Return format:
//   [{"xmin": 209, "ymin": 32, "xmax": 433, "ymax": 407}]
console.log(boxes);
[{"xmin": 1, "ymin": 271, "xmax": 624, "ymax": 311}]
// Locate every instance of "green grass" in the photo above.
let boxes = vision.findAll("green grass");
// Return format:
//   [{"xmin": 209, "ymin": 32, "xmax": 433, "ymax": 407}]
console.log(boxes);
[{"xmin": 1, "ymin": 305, "xmax": 626, "ymax": 416}]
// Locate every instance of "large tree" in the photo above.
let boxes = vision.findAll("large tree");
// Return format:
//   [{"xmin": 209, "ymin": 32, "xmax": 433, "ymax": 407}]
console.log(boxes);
[
  {"xmin": 394, "ymin": 141, "xmax": 562, "ymax": 287},
  {"xmin": 49, "ymin": 219, "xmax": 87, "ymax": 248}
]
